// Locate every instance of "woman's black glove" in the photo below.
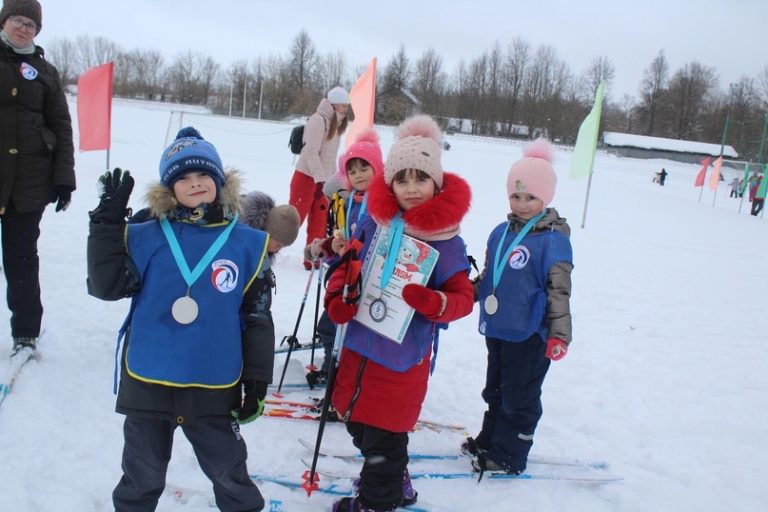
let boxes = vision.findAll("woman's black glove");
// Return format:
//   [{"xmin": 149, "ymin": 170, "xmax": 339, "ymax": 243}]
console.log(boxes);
[
  {"xmin": 52, "ymin": 185, "xmax": 74, "ymax": 212},
  {"xmin": 89, "ymin": 168, "xmax": 134, "ymax": 224}
]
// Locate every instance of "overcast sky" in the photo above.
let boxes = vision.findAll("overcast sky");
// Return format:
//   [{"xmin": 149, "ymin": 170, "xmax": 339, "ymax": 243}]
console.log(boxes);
[{"xmin": 37, "ymin": 0, "xmax": 767, "ymax": 101}]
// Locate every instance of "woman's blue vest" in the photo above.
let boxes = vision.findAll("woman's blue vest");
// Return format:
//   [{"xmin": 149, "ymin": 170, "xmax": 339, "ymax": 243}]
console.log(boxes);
[
  {"xmin": 343, "ymin": 217, "xmax": 470, "ymax": 372},
  {"xmin": 478, "ymin": 221, "xmax": 572, "ymax": 342},
  {"xmin": 125, "ymin": 220, "xmax": 268, "ymax": 388}
]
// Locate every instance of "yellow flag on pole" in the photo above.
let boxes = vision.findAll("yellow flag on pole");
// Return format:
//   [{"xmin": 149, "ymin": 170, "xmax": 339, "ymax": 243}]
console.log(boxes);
[{"xmin": 570, "ymin": 81, "xmax": 605, "ymax": 179}]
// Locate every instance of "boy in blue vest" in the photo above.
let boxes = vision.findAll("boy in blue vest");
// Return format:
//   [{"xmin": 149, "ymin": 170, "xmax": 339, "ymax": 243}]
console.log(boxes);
[
  {"xmin": 87, "ymin": 127, "xmax": 274, "ymax": 512},
  {"xmin": 463, "ymin": 138, "xmax": 573, "ymax": 478}
]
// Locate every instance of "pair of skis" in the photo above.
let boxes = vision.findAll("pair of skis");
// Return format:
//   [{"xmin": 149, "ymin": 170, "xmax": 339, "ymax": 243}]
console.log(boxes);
[
  {"xmin": 247, "ymin": 438, "xmax": 621, "ymax": 510},
  {"xmin": 263, "ymin": 397, "xmax": 467, "ymax": 434}
]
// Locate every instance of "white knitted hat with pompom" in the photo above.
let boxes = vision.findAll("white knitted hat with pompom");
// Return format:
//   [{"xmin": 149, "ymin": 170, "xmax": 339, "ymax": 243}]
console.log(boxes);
[{"xmin": 384, "ymin": 115, "xmax": 444, "ymax": 188}]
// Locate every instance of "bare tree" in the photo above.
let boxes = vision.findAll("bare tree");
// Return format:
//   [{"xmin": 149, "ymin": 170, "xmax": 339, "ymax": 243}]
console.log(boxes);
[
  {"xmin": 666, "ymin": 61, "xmax": 717, "ymax": 140},
  {"xmin": 166, "ymin": 50, "xmax": 220, "ymax": 104},
  {"xmin": 288, "ymin": 29, "xmax": 317, "ymax": 91},
  {"xmin": 637, "ymin": 50, "xmax": 669, "ymax": 135},
  {"xmin": 500, "ymin": 38, "xmax": 530, "ymax": 134},
  {"xmin": 316, "ymin": 51, "xmax": 347, "ymax": 94},
  {"xmin": 412, "ymin": 48, "xmax": 447, "ymax": 116},
  {"xmin": 581, "ymin": 55, "xmax": 615, "ymax": 101},
  {"xmin": 378, "ymin": 45, "xmax": 412, "ymax": 123},
  {"xmin": 521, "ymin": 45, "xmax": 560, "ymax": 137},
  {"xmin": 758, "ymin": 64, "xmax": 768, "ymax": 108},
  {"xmin": 45, "ymin": 37, "xmax": 77, "ymax": 85},
  {"xmin": 725, "ymin": 77, "xmax": 762, "ymax": 159},
  {"xmin": 74, "ymin": 35, "xmax": 120, "ymax": 75},
  {"xmin": 263, "ymin": 54, "xmax": 292, "ymax": 116},
  {"xmin": 133, "ymin": 50, "xmax": 164, "ymax": 100}
]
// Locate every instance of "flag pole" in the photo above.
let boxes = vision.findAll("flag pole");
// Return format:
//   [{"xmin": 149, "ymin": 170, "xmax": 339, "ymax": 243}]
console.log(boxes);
[
  {"xmin": 570, "ymin": 80, "xmax": 605, "ymax": 229},
  {"xmin": 711, "ymin": 114, "xmax": 730, "ymax": 207},
  {"xmin": 580, "ymin": 172, "xmax": 594, "ymax": 229},
  {"xmin": 738, "ymin": 161, "xmax": 750, "ymax": 213},
  {"xmin": 697, "ymin": 164, "xmax": 707, "ymax": 203}
]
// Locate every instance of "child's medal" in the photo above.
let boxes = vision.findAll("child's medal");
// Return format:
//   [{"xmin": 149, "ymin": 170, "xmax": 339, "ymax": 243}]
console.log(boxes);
[
  {"xmin": 484, "ymin": 295, "xmax": 499, "ymax": 315},
  {"xmin": 486, "ymin": 212, "xmax": 545, "ymax": 315},
  {"xmin": 369, "ymin": 296, "xmax": 387, "ymax": 322},
  {"xmin": 160, "ymin": 213, "xmax": 239, "ymax": 325},
  {"xmin": 172, "ymin": 291, "xmax": 199, "ymax": 324}
]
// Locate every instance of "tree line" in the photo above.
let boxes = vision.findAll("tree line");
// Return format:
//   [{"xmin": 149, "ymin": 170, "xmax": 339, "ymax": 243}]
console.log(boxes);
[{"xmin": 45, "ymin": 30, "xmax": 768, "ymax": 161}]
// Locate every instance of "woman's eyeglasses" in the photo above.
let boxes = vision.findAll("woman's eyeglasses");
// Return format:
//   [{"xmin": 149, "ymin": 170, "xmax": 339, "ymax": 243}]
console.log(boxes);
[{"xmin": 8, "ymin": 16, "xmax": 37, "ymax": 33}]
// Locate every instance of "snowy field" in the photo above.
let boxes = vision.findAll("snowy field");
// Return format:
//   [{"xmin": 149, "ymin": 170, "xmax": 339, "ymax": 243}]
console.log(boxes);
[{"xmin": 1, "ymin": 99, "xmax": 767, "ymax": 512}]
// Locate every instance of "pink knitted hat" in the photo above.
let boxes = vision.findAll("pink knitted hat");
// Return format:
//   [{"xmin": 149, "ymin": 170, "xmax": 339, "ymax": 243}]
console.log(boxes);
[
  {"xmin": 384, "ymin": 115, "xmax": 444, "ymax": 188},
  {"xmin": 338, "ymin": 127, "xmax": 384, "ymax": 188},
  {"xmin": 506, "ymin": 138, "xmax": 557, "ymax": 206}
]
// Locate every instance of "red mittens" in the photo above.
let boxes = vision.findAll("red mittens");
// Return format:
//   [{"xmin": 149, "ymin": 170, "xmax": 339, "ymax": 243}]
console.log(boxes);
[
  {"xmin": 545, "ymin": 338, "xmax": 568, "ymax": 361},
  {"xmin": 323, "ymin": 237, "xmax": 365, "ymax": 324},
  {"xmin": 326, "ymin": 296, "xmax": 358, "ymax": 324},
  {"xmin": 402, "ymin": 284, "xmax": 444, "ymax": 318}
]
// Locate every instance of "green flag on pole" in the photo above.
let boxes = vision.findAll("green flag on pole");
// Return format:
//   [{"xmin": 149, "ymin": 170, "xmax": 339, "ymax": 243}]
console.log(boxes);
[
  {"xmin": 739, "ymin": 162, "xmax": 750, "ymax": 195},
  {"xmin": 756, "ymin": 164, "xmax": 768, "ymax": 199},
  {"xmin": 570, "ymin": 81, "xmax": 606, "ymax": 179}
]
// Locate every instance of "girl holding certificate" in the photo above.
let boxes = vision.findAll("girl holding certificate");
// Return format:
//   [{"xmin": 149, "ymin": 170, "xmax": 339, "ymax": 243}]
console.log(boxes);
[
  {"xmin": 324, "ymin": 115, "xmax": 474, "ymax": 512},
  {"xmin": 463, "ymin": 138, "xmax": 573, "ymax": 478}
]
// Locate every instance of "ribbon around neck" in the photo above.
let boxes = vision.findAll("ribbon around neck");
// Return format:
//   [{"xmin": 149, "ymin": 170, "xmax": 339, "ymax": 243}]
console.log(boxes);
[
  {"xmin": 160, "ymin": 213, "xmax": 239, "ymax": 288},
  {"xmin": 379, "ymin": 213, "xmax": 405, "ymax": 290},
  {"xmin": 490, "ymin": 212, "xmax": 545, "ymax": 292}
]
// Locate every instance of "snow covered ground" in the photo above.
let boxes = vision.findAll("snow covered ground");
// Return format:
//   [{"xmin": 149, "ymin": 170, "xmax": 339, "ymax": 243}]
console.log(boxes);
[{"xmin": 1, "ymin": 100, "xmax": 767, "ymax": 511}]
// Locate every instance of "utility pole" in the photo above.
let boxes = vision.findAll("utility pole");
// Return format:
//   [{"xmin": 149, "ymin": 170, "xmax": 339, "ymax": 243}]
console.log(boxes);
[{"xmin": 242, "ymin": 74, "xmax": 247, "ymax": 118}]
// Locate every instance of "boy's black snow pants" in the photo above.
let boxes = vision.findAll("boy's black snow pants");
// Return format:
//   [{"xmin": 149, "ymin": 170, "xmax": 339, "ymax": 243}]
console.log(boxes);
[{"xmin": 113, "ymin": 415, "xmax": 264, "ymax": 512}]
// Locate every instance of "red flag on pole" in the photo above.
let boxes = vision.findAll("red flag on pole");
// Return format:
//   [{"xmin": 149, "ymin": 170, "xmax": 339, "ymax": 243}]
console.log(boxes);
[
  {"xmin": 694, "ymin": 156, "xmax": 711, "ymax": 187},
  {"xmin": 345, "ymin": 58, "xmax": 377, "ymax": 149},
  {"xmin": 709, "ymin": 156, "xmax": 723, "ymax": 191},
  {"xmin": 77, "ymin": 62, "xmax": 114, "ymax": 151}
]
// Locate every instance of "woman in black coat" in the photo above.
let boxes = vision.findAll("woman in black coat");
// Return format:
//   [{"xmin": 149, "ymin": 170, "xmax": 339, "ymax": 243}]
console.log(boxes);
[{"xmin": 0, "ymin": 0, "xmax": 75, "ymax": 353}]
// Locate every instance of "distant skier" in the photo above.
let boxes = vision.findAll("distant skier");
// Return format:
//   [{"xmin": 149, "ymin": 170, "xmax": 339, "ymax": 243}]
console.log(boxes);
[{"xmin": 658, "ymin": 168, "xmax": 668, "ymax": 186}]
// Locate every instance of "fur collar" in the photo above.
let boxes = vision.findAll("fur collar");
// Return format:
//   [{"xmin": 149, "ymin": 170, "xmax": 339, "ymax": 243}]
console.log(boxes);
[
  {"xmin": 367, "ymin": 172, "xmax": 472, "ymax": 241},
  {"xmin": 145, "ymin": 169, "xmax": 242, "ymax": 220}
]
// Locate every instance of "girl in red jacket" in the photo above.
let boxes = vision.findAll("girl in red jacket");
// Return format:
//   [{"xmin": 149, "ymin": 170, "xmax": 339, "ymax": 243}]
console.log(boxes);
[{"xmin": 324, "ymin": 115, "xmax": 474, "ymax": 512}]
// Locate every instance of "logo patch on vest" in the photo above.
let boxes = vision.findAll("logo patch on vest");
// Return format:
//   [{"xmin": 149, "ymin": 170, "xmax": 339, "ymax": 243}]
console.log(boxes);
[
  {"xmin": 211, "ymin": 259, "xmax": 239, "ymax": 292},
  {"xmin": 508, "ymin": 246, "xmax": 531, "ymax": 270},
  {"xmin": 20, "ymin": 62, "xmax": 38, "ymax": 80}
]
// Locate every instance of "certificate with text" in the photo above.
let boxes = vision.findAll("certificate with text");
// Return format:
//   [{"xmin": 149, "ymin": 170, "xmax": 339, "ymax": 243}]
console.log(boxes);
[{"xmin": 355, "ymin": 226, "xmax": 439, "ymax": 344}]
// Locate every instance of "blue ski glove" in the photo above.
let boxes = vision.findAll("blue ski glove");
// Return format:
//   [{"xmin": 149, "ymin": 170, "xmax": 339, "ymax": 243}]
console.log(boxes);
[{"xmin": 231, "ymin": 381, "xmax": 267, "ymax": 424}]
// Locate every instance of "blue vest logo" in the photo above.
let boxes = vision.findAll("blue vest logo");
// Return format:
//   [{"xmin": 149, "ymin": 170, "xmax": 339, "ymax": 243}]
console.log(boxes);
[
  {"xmin": 20, "ymin": 62, "xmax": 38, "ymax": 80},
  {"xmin": 509, "ymin": 245, "xmax": 531, "ymax": 269},
  {"xmin": 210, "ymin": 259, "xmax": 239, "ymax": 292}
]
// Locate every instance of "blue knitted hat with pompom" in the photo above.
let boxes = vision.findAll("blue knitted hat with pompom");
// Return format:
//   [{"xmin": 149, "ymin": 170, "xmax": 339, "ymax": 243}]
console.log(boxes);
[{"xmin": 159, "ymin": 127, "xmax": 225, "ymax": 190}]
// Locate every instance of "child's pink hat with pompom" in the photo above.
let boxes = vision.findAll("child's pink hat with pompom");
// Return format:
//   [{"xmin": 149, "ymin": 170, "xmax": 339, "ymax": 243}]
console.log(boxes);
[
  {"xmin": 384, "ymin": 115, "xmax": 444, "ymax": 188},
  {"xmin": 338, "ymin": 127, "xmax": 384, "ymax": 188},
  {"xmin": 506, "ymin": 138, "xmax": 557, "ymax": 207}
]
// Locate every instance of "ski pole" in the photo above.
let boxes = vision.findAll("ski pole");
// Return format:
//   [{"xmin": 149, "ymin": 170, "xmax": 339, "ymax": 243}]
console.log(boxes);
[
  {"xmin": 275, "ymin": 265, "xmax": 316, "ymax": 395},
  {"xmin": 307, "ymin": 263, "xmax": 323, "ymax": 372},
  {"xmin": 302, "ymin": 321, "xmax": 346, "ymax": 496},
  {"xmin": 302, "ymin": 234, "xmax": 364, "ymax": 496}
]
